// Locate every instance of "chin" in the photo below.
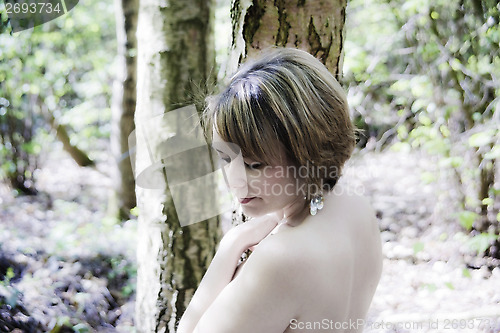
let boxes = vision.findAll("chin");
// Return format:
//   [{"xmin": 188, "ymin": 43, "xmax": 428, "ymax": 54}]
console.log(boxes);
[
  {"xmin": 241, "ymin": 203, "xmax": 275, "ymax": 218},
  {"xmin": 241, "ymin": 208, "xmax": 264, "ymax": 218}
]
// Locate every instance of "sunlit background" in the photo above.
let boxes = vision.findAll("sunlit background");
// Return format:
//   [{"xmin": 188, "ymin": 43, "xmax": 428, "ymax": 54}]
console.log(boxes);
[{"xmin": 0, "ymin": 0, "xmax": 499, "ymax": 331}]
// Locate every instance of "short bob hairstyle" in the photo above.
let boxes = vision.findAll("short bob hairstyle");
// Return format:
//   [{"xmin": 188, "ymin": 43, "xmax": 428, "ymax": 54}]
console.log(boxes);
[{"xmin": 204, "ymin": 47, "xmax": 356, "ymax": 197}]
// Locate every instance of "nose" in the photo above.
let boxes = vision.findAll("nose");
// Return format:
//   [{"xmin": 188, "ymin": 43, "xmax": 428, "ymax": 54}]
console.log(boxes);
[{"xmin": 223, "ymin": 156, "xmax": 248, "ymax": 195}]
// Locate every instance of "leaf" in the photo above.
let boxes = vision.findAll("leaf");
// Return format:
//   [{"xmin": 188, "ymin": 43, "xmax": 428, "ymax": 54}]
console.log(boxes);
[
  {"xmin": 397, "ymin": 125, "xmax": 408, "ymax": 139},
  {"xmin": 458, "ymin": 211, "xmax": 478, "ymax": 231},
  {"xmin": 411, "ymin": 99, "xmax": 428, "ymax": 112},
  {"xmin": 20, "ymin": 141, "xmax": 41, "ymax": 155},
  {"xmin": 439, "ymin": 124, "xmax": 450, "ymax": 137},
  {"xmin": 130, "ymin": 207, "xmax": 139, "ymax": 216},
  {"xmin": 421, "ymin": 171, "xmax": 437, "ymax": 184},
  {"xmin": 481, "ymin": 198, "xmax": 493, "ymax": 206},
  {"xmin": 5, "ymin": 267, "xmax": 14, "ymax": 281},
  {"xmin": 418, "ymin": 114, "xmax": 432, "ymax": 126},
  {"xmin": 390, "ymin": 142, "xmax": 411, "ymax": 152},
  {"xmin": 450, "ymin": 58, "xmax": 462, "ymax": 71},
  {"xmin": 72, "ymin": 323, "xmax": 90, "ymax": 333},
  {"xmin": 413, "ymin": 242, "xmax": 425, "ymax": 255},
  {"xmin": 423, "ymin": 137, "xmax": 448, "ymax": 154},
  {"xmin": 466, "ymin": 233, "xmax": 498, "ymax": 255},
  {"xmin": 438, "ymin": 156, "xmax": 463, "ymax": 168},
  {"xmin": 484, "ymin": 145, "xmax": 500, "ymax": 160},
  {"xmin": 423, "ymin": 283, "xmax": 437, "ymax": 292},
  {"xmin": 390, "ymin": 79, "xmax": 411, "ymax": 92},
  {"xmin": 468, "ymin": 131, "xmax": 495, "ymax": 148}
]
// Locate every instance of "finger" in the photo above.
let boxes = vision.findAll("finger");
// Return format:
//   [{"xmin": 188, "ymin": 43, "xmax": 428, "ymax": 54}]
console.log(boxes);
[
  {"xmin": 246, "ymin": 216, "xmax": 279, "ymax": 243},
  {"xmin": 254, "ymin": 214, "xmax": 280, "ymax": 228}
]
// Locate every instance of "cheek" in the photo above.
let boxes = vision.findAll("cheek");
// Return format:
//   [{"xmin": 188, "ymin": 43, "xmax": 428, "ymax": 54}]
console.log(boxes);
[
  {"xmin": 252, "ymin": 168, "xmax": 283, "ymax": 186},
  {"xmin": 254, "ymin": 168, "xmax": 298, "ymax": 193}
]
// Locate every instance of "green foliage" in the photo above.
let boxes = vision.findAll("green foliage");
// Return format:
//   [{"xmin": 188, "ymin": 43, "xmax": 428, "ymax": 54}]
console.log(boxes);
[
  {"xmin": 444, "ymin": 281, "xmax": 455, "ymax": 290},
  {"xmin": 108, "ymin": 257, "xmax": 137, "ymax": 298},
  {"xmin": 413, "ymin": 241, "xmax": 425, "ymax": 255},
  {"xmin": 466, "ymin": 233, "xmax": 499, "ymax": 255},
  {"xmin": 0, "ymin": 268, "xmax": 21, "ymax": 308},
  {"xmin": 0, "ymin": 2, "xmax": 12, "ymax": 35},
  {"xmin": 0, "ymin": 267, "xmax": 15, "ymax": 286},
  {"xmin": 129, "ymin": 206, "xmax": 139, "ymax": 217},
  {"xmin": 0, "ymin": 0, "xmax": 115, "ymax": 192},
  {"xmin": 458, "ymin": 211, "xmax": 478, "ymax": 231},
  {"xmin": 46, "ymin": 205, "xmax": 137, "ymax": 259},
  {"xmin": 345, "ymin": 0, "xmax": 500, "ymax": 254}
]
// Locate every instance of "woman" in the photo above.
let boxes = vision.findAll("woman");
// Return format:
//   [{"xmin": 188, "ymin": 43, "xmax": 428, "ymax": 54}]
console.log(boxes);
[{"xmin": 177, "ymin": 48, "xmax": 382, "ymax": 333}]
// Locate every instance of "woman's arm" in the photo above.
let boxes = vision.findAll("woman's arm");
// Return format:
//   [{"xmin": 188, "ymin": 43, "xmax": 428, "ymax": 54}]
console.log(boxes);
[
  {"xmin": 176, "ymin": 215, "xmax": 279, "ymax": 333},
  {"xmin": 190, "ymin": 231, "xmax": 303, "ymax": 333}
]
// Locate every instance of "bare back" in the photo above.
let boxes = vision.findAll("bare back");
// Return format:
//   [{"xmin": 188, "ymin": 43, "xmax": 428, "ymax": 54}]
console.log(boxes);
[{"xmin": 246, "ymin": 185, "xmax": 383, "ymax": 332}]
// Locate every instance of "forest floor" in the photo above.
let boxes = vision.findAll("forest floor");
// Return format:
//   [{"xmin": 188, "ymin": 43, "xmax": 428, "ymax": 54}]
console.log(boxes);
[
  {"xmin": 0, "ymin": 144, "xmax": 499, "ymax": 332},
  {"xmin": 343, "ymin": 147, "xmax": 500, "ymax": 333}
]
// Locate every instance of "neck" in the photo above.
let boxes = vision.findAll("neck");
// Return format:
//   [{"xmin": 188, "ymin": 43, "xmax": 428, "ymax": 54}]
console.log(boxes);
[{"xmin": 275, "ymin": 196, "xmax": 310, "ymax": 227}]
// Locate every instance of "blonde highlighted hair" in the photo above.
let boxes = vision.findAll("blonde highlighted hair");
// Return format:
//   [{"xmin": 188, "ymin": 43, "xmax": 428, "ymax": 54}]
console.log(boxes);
[{"xmin": 204, "ymin": 47, "xmax": 355, "ymax": 197}]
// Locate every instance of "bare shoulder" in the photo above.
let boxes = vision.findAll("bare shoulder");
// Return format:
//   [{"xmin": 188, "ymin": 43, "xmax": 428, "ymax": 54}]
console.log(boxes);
[
  {"xmin": 325, "ymin": 185, "xmax": 383, "ymax": 297},
  {"xmin": 322, "ymin": 185, "xmax": 380, "ymax": 240},
  {"xmin": 245, "ymin": 232, "xmax": 309, "ymax": 278},
  {"xmin": 236, "ymin": 188, "xmax": 382, "ymax": 326},
  {"xmin": 327, "ymin": 184, "xmax": 376, "ymax": 217},
  {"xmin": 250, "ymin": 215, "xmax": 356, "ymax": 285}
]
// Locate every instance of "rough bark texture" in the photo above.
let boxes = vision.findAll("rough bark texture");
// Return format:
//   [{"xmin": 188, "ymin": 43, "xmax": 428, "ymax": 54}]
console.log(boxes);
[
  {"xmin": 226, "ymin": 0, "xmax": 347, "ymax": 78},
  {"xmin": 134, "ymin": 0, "xmax": 219, "ymax": 332},
  {"xmin": 111, "ymin": 0, "xmax": 139, "ymax": 219}
]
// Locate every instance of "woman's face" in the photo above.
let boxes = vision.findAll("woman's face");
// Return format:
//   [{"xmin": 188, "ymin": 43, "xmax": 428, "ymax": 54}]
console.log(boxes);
[{"xmin": 212, "ymin": 129, "xmax": 306, "ymax": 218}]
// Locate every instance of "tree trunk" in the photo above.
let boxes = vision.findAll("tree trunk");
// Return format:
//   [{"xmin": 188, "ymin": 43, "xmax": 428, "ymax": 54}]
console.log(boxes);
[
  {"xmin": 42, "ymin": 102, "xmax": 95, "ymax": 167},
  {"xmin": 227, "ymin": 0, "xmax": 347, "ymax": 77},
  {"xmin": 227, "ymin": 0, "xmax": 347, "ymax": 226},
  {"xmin": 134, "ymin": 0, "xmax": 219, "ymax": 332},
  {"xmin": 110, "ymin": 0, "xmax": 139, "ymax": 219}
]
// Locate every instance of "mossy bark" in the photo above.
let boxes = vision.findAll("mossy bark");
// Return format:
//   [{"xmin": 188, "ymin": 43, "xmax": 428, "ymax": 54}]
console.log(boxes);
[
  {"xmin": 134, "ymin": 0, "xmax": 219, "ymax": 331},
  {"xmin": 226, "ymin": 0, "xmax": 347, "ymax": 78}
]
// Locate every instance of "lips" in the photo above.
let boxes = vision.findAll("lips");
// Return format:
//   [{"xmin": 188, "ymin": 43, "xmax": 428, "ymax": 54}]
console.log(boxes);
[{"xmin": 239, "ymin": 197, "xmax": 256, "ymax": 204}]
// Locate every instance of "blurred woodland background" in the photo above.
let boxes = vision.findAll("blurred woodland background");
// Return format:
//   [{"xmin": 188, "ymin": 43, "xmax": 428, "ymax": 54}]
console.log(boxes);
[{"xmin": 0, "ymin": 0, "xmax": 499, "ymax": 332}]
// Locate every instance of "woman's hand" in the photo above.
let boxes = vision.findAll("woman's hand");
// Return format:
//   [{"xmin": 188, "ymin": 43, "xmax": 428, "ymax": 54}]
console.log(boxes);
[
  {"xmin": 177, "ymin": 214, "xmax": 280, "ymax": 333},
  {"xmin": 221, "ymin": 214, "xmax": 280, "ymax": 254}
]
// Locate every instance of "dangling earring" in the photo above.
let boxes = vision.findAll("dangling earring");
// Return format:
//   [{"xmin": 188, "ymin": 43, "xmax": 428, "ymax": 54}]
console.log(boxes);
[{"xmin": 310, "ymin": 192, "xmax": 324, "ymax": 216}]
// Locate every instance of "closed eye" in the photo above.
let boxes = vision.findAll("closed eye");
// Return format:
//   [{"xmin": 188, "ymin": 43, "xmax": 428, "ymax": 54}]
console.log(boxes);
[{"xmin": 245, "ymin": 162, "xmax": 262, "ymax": 170}]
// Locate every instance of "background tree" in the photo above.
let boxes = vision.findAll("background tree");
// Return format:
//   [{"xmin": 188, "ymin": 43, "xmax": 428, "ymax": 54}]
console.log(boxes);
[
  {"xmin": 343, "ymin": 0, "xmax": 499, "ymax": 256},
  {"xmin": 134, "ymin": 0, "xmax": 219, "ymax": 331},
  {"xmin": 0, "ymin": 0, "xmax": 114, "ymax": 195},
  {"xmin": 110, "ymin": 0, "xmax": 139, "ymax": 219},
  {"xmin": 0, "ymin": 0, "xmax": 498, "ymax": 329}
]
